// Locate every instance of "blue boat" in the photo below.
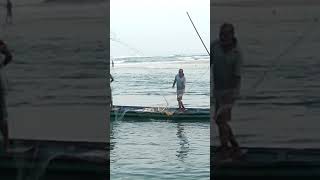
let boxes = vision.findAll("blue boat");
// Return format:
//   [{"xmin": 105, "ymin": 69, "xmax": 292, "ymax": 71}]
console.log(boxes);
[
  {"xmin": 0, "ymin": 139, "xmax": 107, "ymax": 180},
  {"xmin": 212, "ymin": 146, "xmax": 320, "ymax": 178},
  {"xmin": 111, "ymin": 105, "xmax": 210, "ymax": 121}
]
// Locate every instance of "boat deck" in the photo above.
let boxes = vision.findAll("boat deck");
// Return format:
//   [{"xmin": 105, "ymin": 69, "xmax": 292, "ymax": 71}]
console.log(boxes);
[
  {"xmin": 212, "ymin": 146, "xmax": 320, "ymax": 178},
  {"xmin": 111, "ymin": 105, "xmax": 210, "ymax": 121},
  {"xmin": 0, "ymin": 139, "xmax": 108, "ymax": 180}
]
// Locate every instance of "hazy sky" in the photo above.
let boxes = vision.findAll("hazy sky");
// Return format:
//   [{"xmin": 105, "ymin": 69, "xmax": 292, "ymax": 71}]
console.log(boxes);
[{"xmin": 111, "ymin": 0, "xmax": 210, "ymax": 57}]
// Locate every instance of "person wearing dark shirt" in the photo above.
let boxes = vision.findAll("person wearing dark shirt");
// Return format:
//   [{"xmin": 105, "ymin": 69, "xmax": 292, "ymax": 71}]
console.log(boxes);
[
  {"xmin": 211, "ymin": 23, "xmax": 243, "ymax": 159},
  {"xmin": 0, "ymin": 40, "xmax": 12, "ymax": 152}
]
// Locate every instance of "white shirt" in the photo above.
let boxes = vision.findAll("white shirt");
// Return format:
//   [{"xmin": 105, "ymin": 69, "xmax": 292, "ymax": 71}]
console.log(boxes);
[{"xmin": 175, "ymin": 74, "xmax": 186, "ymax": 91}]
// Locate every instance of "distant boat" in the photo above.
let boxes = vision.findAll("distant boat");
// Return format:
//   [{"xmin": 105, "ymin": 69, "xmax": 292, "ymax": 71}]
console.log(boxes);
[{"xmin": 111, "ymin": 105, "xmax": 210, "ymax": 121}]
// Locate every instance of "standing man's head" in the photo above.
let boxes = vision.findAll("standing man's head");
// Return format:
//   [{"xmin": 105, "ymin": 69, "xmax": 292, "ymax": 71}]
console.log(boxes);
[
  {"xmin": 219, "ymin": 23, "xmax": 236, "ymax": 49},
  {"xmin": 178, "ymin": 69, "xmax": 184, "ymax": 77}
]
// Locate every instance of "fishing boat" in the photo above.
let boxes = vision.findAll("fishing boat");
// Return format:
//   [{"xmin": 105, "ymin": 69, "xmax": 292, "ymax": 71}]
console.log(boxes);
[
  {"xmin": 212, "ymin": 146, "xmax": 320, "ymax": 179},
  {"xmin": 111, "ymin": 105, "xmax": 210, "ymax": 121},
  {"xmin": 0, "ymin": 139, "xmax": 108, "ymax": 180}
]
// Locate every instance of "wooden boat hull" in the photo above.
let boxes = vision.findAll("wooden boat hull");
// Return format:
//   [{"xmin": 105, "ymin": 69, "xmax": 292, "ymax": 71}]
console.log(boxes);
[
  {"xmin": 211, "ymin": 146, "xmax": 320, "ymax": 178},
  {"xmin": 0, "ymin": 139, "xmax": 108, "ymax": 180},
  {"xmin": 111, "ymin": 106, "xmax": 210, "ymax": 121}
]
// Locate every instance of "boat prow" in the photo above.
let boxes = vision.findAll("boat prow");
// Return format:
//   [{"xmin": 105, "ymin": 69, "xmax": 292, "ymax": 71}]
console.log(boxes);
[
  {"xmin": 212, "ymin": 146, "xmax": 320, "ymax": 178},
  {"xmin": 0, "ymin": 139, "xmax": 107, "ymax": 180},
  {"xmin": 111, "ymin": 105, "xmax": 210, "ymax": 121}
]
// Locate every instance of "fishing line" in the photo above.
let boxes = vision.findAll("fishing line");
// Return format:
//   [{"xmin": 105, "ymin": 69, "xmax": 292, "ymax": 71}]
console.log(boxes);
[
  {"xmin": 0, "ymin": 22, "xmax": 11, "ymax": 92},
  {"xmin": 110, "ymin": 32, "xmax": 145, "ymax": 56},
  {"xmin": 214, "ymin": 19, "xmax": 318, "ymax": 119},
  {"xmin": 179, "ymin": 12, "xmax": 210, "ymax": 104},
  {"xmin": 109, "ymin": 33, "xmax": 171, "ymax": 109},
  {"xmin": 248, "ymin": 20, "xmax": 317, "ymax": 92},
  {"xmin": 144, "ymin": 73, "xmax": 170, "ymax": 108},
  {"xmin": 165, "ymin": 58, "xmax": 210, "ymax": 107}
]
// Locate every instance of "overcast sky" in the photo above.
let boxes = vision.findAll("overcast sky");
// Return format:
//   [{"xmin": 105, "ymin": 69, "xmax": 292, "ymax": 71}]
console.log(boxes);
[{"xmin": 110, "ymin": 0, "xmax": 210, "ymax": 57}]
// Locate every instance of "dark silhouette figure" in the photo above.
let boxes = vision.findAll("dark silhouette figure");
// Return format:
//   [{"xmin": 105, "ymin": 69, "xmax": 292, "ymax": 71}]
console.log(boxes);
[
  {"xmin": 211, "ymin": 23, "xmax": 243, "ymax": 159},
  {"xmin": 110, "ymin": 74, "xmax": 113, "ymax": 108},
  {"xmin": 0, "ymin": 40, "xmax": 12, "ymax": 153},
  {"xmin": 6, "ymin": 0, "xmax": 13, "ymax": 24}
]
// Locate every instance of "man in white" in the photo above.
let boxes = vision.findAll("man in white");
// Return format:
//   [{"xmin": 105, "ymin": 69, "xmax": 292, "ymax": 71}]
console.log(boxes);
[{"xmin": 172, "ymin": 69, "xmax": 186, "ymax": 111}]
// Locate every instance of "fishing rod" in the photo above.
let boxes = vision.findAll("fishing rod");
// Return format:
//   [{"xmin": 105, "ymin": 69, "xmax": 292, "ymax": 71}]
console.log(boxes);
[
  {"xmin": 186, "ymin": 12, "xmax": 210, "ymax": 56},
  {"xmin": 184, "ymin": 12, "xmax": 210, "ymax": 93},
  {"xmin": 161, "ymin": 12, "xmax": 212, "ymax": 110}
]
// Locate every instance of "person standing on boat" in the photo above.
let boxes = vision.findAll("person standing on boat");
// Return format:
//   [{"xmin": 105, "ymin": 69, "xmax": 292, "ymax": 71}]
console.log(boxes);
[
  {"xmin": 110, "ymin": 74, "xmax": 114, "ymax": 108},
  {"xmin": 211, "ymin": 23, "xmax": 243, "ymax": 157},
  {"xmin": 0, "ymin": 40, "xmax": 12, "ymax": 152},
  {"xmin": 5, "ymin": 0, "xmax": 13, "ymax": 24},
  {"xmin": 172, "ymin": 69, "xmax": 186, "ymax": 111}
]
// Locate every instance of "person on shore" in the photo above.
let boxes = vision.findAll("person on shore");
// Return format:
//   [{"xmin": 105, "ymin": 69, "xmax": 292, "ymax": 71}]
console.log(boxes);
[
  {"xmin": 211, "ymin": 23, "xmax": 243, "ymax": 159},
  {"xmin": 5, "ymin": 0, "xmax": 13, "ymax": 24},
  {"xmin": 172, "ymin": 69, "xmax": 186, "ymax": 112},
  {"xmin": 0, "ymin": 40, "xmax": 12, "ymax": 152}
]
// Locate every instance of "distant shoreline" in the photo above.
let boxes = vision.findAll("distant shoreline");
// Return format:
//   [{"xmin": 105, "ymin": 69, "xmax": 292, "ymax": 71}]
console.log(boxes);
[
  {"xmin": 44, "ymin": 0, "xmax": 106, "ymax": 3},
  {"xmin": 211, "ymin": 0, "xmax": 320, "ymax": 7}
]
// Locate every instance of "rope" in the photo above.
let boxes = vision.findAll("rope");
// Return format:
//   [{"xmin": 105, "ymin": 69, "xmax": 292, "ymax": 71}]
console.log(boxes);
[
  {"xmin": 214, "ymin": 20, "xmax": 318, "ymax": 118},
  {"xmin": 249, "ymin": 21, "xmax": 317, "ymax": 92}
]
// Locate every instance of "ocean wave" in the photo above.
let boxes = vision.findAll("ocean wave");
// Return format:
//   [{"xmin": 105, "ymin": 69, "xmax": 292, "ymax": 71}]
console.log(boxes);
[
  {"xmin": 44, "ymin": 0, "xmax": 106, "ymax": 3},
  {"xmin": 112, "ymin": 54, "xmax": 209, "ymax": 65},
  {"xmin": 211, "ymin": 0, "xmax": 320, "ymax": 7}
]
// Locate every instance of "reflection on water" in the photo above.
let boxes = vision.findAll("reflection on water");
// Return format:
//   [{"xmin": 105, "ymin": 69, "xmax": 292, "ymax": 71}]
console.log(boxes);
[
  {"xmin": 176, "ymin": 123, "xmax": 190, "ymax": 162},
  {"xmin": 110, "ymin": 55, "xmax": 210, "ymax": 179},
  {"xmin": 110, "ymin": 120, "xmax": 210, "ymax": 180}
]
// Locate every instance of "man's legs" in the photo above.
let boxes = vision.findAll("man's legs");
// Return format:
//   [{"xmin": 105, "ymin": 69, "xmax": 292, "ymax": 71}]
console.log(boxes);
[
  {"xmin": 110, "ymin": 89, "xmax": 113, "ymax": 108},
  {"xmin": 226, "ymin": 123, "xmax": 239, "ymax": 148},
  {"xmin": 181, "ymin": 101, "xmax": 185, "ymax": 110},
  {"xmin": 215, "ymin": 96, "xmax": 239, "ymax": 148},
  {"xmin": 218, "ymin": 108, "xmax": 241, "ymax": 159},
  {"xmin": 180, "ymin": 95, "xmax": 185, "ymax": 110},
  {"xmin": 177, "ymin": 98, "xmax": 185, "ymax": 111},
  {"xmin": 216, "ymin": 122, "xmax": 229, "ymax": 148},
  {"xmin": 0, "ymin": 120, "xmax": 9, "ymax": 152},
  {"xmin": 215, "ymin": 100, "xmax": 229, "ymax": 149},
  {"xmin": 222, "ymin": 96, "xmax": 239, "ymax": 149}
]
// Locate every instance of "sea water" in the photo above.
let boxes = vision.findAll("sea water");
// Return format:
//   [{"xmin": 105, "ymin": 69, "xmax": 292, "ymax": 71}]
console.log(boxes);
[
  {"xmin": 210, "ymin": 2, "xmax": 320, "ymax": 149},
  {"xmin": 110, "ymin": 55, "xmax": 210, "ymax": 180}
]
